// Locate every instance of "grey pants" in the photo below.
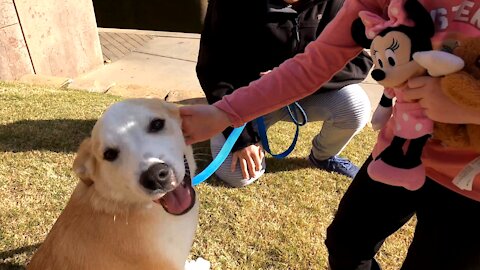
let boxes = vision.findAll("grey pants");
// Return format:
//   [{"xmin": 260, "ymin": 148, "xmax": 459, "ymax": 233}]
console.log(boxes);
[{"xmin": 210, "ymin": 84, "xmax": 371, "ymax": 187}]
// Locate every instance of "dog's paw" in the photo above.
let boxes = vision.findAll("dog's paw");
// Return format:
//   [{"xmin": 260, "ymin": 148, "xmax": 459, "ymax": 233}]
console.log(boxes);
[{"xmin": 185, "ymin": 257, "xmax": 211, "ymax": 270}]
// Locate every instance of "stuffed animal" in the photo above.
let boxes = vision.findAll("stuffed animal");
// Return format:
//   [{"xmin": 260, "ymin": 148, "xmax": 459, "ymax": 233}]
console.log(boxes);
[
  {"xmin": 433, "ymin": 37, "xmax": 480, "ymax": 151},
  {"xmin": 351, "ymin": 0, "xmax": 464, "ymax": 190}
]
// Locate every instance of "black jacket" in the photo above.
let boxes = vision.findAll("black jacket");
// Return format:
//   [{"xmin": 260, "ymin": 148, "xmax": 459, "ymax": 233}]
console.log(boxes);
[{"xmin": 196, "ymin": 0, "xmax": 373, "ymax": 152}]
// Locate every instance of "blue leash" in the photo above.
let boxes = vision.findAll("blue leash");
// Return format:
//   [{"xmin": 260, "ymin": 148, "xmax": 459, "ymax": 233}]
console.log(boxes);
[
  {"xmin": 192, "ymin": 124, "xmax": 246, "ymax": 186},
  {"xmin": 192, "ymin": 102, "xmax": 307, "ymax": 185},
  {"xmin": 256, "ymin": 102, "xmax": 307, "ymax": 158}
]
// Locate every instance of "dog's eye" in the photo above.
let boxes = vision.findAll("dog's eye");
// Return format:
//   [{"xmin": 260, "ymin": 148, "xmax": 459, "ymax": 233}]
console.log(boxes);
[
  {"xmin": 148, "ymin": 118, "xmax": 165, "ymax": 133},
  {"xmin": 476, "ymin": 56, "xmax": 480, "ymax": 68},
  {"xmin": 103, "ymin": 148, "xmax": 119, "ymax": 161}
]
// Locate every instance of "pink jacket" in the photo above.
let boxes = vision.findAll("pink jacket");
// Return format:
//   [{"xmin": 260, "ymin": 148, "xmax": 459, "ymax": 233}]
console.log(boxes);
[{"xmin": 214, "ymin": 0, "xmax": 480, "ymax": 201}]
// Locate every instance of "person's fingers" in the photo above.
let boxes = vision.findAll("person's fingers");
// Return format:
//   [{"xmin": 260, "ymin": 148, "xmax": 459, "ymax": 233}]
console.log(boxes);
[
  {"xmin": 259, "ymin": 145, "xmax": 265, "ymax": 160},
  {"xmin": 407, "ymin": 76, "xmax": 429, "ymax": 89},
  {"xmin": 181, "ymin": 124, "xmax": 192, "ymax": 145},
  {"xmin": 183, "ymin": 128, "xmax": 199, "ymax": 145},
  {"xmin": 402, "ymin": 87, "xmax": 425, "ymax": 101},
  {"xmin": 231, "ymin": 154, "xmax": 238, "ymax": 173},
  {"xmin": 184, "ymin": 136, "xmax": 193, "ymax": 145},
  {"xmin": 246, "ymin": 156, "xmax": 256, "ymax": 178},
  {"xmin": 240, "ymin": 159, "xmax": 249, "ymax": 179},
  {"xmin": 179, "ymin": 107, "xmax": 193, "ymax": 142},
  {"xmin": 418, "ymin": 98, "xmax": 430, "ymax": 112},
  {"xmin": 259, "ymin": 70, "xmax": 272, "ymax": 76},
  {"xmin": 253, "ymin": 149, "xmax": 263, "ymax": 171}
]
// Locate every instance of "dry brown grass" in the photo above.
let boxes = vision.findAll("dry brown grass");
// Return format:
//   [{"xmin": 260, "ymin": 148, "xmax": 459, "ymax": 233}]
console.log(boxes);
[{"xmin": 0, "ymin": 82, "xmax": 415, "ymax": 269}]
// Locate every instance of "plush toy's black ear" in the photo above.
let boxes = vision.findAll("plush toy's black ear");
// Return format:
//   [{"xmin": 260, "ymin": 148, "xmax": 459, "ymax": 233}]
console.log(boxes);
[
  {"xmin": 404, "ymin": 0, "xmax": 435, "ymax": 38},
  {"xmin": 351, "ymin": 18, "xmax": 372, "ymax": 49}
]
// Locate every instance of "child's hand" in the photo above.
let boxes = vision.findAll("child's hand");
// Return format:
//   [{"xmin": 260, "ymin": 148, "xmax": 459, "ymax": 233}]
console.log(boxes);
[
  {"xmin": 404, "ymin": 76, "xmax": 480, "ymax": 125},
  {"xmin": 180, "ymin": 104, "xmax": 232, "ymax": 145},
  {"xmin": 232, "ymin": 144, "xmax": 264, "ymax": 180}
]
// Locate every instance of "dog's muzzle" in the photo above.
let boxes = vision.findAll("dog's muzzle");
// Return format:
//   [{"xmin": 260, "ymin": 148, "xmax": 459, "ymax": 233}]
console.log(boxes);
[
  {"xmin": 139, "ymin": 163, "xmax": 173, "ymax": 191},
  {"xmin": 140, "ymin": 162, "xmax": 196, "ymax": 215}
]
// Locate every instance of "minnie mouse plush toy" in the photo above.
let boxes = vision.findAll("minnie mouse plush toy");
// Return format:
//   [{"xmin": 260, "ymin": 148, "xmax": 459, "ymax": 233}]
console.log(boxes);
[{"xmin": 351, "ymin": 0, "xmax": 464, "ymax": 190}]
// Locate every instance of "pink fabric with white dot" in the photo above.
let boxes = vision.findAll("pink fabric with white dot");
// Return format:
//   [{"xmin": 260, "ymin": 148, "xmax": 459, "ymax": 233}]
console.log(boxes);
[{"xmin": 386, "ymin": 86, "xmax": 433, "ymax": 139}]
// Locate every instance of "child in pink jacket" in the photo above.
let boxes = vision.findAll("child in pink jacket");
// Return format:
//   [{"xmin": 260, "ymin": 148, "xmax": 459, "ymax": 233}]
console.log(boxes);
[{"xmin": 181, "ymin": 0, "xmax": 480, "ymax": 268}]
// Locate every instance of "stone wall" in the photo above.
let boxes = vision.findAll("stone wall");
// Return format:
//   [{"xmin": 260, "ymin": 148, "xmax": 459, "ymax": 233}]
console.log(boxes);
[
  {"xmin": 0, "ymin": 0, "xmax": 33, "ymax": 80},
  {"xmin": 0, "ymin": 0, "xmax": 103, "ymax": 80}
]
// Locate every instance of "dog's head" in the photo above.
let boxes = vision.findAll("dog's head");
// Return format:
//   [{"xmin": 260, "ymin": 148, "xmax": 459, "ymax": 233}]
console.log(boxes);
[{"xmin": 73, "ymin": 98, "xmax": 196, "ymax": 215}]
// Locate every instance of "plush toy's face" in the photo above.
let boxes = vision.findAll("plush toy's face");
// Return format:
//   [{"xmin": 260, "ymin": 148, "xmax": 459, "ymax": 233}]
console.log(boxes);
[{"xmin": 370, "ymin": 31, "xmax": 426, "ymax": 88}]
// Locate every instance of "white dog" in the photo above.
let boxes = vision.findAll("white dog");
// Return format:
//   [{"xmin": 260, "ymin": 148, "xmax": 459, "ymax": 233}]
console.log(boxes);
[{"xmin": 28, "ymin": 98, "xmax": 202, "ymax": 270}]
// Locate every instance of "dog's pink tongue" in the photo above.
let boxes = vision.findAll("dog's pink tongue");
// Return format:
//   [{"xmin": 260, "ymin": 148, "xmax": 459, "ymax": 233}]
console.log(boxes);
[{"xmin": 157, "ymin": 184, "xmax": 195, "ymax": 215}]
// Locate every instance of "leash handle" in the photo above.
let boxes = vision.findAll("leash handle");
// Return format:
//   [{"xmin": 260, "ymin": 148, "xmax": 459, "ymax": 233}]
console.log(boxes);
[
  {"xmin": 256, "ymin": 102, "xmax": 307, "ymax": 159},
  {"xmin": 286, "ymin": 102, "xmax": 308, "ymax": 126},
  {"xmin": 192, "ymin": 124, "xmax": 246, "ymax": 186}
]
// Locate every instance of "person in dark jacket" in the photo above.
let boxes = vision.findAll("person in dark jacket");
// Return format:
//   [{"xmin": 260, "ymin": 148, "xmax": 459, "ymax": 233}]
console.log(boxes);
[{"xmin": 196, "ymin": 0, "xmax": 373, "ymax": 187}]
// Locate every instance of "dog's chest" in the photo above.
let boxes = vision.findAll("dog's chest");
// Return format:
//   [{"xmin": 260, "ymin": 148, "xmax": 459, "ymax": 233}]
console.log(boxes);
[{"xmin": 99, "ymin": 202, "xmax": 200, "ymax": 268}]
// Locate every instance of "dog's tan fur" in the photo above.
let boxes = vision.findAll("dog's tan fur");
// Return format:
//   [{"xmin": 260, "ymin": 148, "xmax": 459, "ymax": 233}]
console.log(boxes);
[{"xmin": 28, "ymin": 98, "xmax": 198, "ymax": 270}]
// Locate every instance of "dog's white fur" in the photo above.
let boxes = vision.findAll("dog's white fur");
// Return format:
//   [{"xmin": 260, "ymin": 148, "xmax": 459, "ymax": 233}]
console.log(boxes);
[{"xmin": 28, "ymin": 98, "xmax": 199, "ymax": 270}]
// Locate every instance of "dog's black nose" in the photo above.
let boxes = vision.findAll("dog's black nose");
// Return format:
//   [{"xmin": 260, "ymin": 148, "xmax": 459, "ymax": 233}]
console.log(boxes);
[
  {"xmin": 140, "ymin": 163, "xmax": 173, "ymax": 191},
  {"xmin": 371, "ymin": 69, "xmax": 386, "ymax": 81}
]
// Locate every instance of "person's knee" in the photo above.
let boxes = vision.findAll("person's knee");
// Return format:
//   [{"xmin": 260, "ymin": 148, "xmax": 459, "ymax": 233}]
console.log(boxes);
[
  {"xmin": 215, "ymin": 162, "xmax": 265, "ymax": 188},
  {"xmin": 350, "ymin": 104, "xmax": 370, "ymax": 130},
  {"xmin": 325, "ymin": 221, "xmax": 343, "ymax": 258},
  {"xmin": 221, "ymin": 178, "xmax": 254, "ymax": 188},
  {"xmin": 214, "ymin": 168, "xmax": 263, "ymax": 188},
  {"xmin": 325, "ymin": 223, "xmax": 357, "ymax": 269},
  {"xmin": 325, "ymin": 220, "xmax": 379, "ymax": 270},
  {"xmin": 333, "ymin": 86, "xmax": 371, "ymax": 130}
]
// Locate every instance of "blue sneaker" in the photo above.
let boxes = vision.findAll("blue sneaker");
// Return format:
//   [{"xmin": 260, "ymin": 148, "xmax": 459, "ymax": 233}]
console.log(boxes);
[{"xmin": 308, "ymin": 152, "xmax": 359, "ymax": 179}]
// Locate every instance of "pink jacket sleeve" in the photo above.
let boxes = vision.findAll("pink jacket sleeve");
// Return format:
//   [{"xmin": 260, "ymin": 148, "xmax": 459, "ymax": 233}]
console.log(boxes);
[{"xmin": 214, "ymin": 0, "xmax": 387, "ymax": 127}]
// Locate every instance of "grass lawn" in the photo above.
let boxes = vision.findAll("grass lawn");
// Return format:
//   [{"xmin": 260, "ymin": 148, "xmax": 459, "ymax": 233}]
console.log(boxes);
[{"xmin": 0, "ymin": 82, "xmax": 415, "ymax": 269}]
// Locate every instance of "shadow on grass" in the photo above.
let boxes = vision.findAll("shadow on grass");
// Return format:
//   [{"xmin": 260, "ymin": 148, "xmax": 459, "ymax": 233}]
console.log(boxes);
[
  {"xmin": 265, "ymin": 157, "xmax": 312, "ymax": 173},
  {"xmin": 0, "ymin": 243, "xmax": 41, "ymax": 270},
  {"xmin": 0, "ymin": 119, "xmax": 96, "ymax": 153},
  {"xmin": 0, "ymin": 262, "xmax": 25, "ymax": 270}
]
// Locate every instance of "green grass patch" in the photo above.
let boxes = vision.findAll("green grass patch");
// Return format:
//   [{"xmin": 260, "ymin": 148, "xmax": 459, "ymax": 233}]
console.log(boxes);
[{"xmin": 0, "ymin": 82, "xmax": 414, "ymax": 269}]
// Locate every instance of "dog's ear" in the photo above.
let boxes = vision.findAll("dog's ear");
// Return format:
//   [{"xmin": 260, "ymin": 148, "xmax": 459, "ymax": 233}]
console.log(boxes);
[
  {"xmin": 351, "ymin": 18, "xmax": 372, "ymax": 49},
  {"xmin": 73, "ymin": 138, "xmax": 96, "ymax": 186},
  {"xmin": 163, "ymin": 101, "xmax": 181, "ymax": 120}
]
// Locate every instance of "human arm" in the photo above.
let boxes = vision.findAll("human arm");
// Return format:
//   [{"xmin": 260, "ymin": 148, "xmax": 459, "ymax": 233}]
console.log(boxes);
[
  {"xmin": 182, "ymin": 0, "xmax": 385, "ymax": 144},
  {"xmin": 214, "ymin": 0, "xmax": 386, "ymax": 127}
]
